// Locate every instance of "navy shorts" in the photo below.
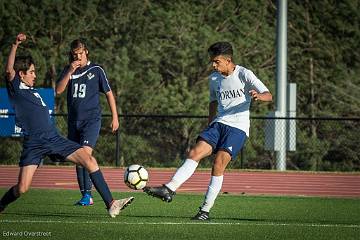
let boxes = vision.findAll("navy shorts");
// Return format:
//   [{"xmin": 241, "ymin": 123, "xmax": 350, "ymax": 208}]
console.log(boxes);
[
  {"xmin": 19, "ymin": 130, "xmax": 82, "ymax": 167},
  {"xmin": 68, "ymin": 118, "xmax": 101, "ymax": 148},
  {"xmin": 198, "ymin": 122, "xmax": 247, "ymax": 159}
]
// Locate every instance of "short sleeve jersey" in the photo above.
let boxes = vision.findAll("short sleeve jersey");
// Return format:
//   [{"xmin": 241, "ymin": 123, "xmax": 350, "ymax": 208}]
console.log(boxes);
[
  {"xmin": 59, "ymin": 61, "xmax": 111, "ymax": 121},
  {"xmin": 6, "ymin": 73, "xmax": 54, "ymax": 135},
  {"xmin": 209, "ymin": 65, "xmax": 269, "ymax": 136}
]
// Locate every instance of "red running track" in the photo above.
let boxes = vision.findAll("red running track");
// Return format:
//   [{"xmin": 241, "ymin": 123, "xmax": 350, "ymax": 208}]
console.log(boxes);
[{"xmin": 0, "ymin": 166, "xmax": 359, "ymax": 198}]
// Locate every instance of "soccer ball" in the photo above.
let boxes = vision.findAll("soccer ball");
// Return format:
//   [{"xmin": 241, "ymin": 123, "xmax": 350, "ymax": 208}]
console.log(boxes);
[{"xmin": 124, "ymin": 164, "xmax": 149, "ymax": 190}]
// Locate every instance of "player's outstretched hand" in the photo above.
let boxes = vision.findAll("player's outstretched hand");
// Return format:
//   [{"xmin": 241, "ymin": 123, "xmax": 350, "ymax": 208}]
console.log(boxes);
[
  {"xmin": 111, "ymin": 119, "xmax": 119, "ymax": 133},
  {"xmin": 15, "ymin": 33, "xmax": 26, "ymax": 45}
]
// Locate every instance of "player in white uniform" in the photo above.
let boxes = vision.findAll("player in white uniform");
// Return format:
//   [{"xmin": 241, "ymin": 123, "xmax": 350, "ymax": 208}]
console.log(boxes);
[{"xmin": 144, "ymin": 42, "xmax": 272, "ymax": 220}]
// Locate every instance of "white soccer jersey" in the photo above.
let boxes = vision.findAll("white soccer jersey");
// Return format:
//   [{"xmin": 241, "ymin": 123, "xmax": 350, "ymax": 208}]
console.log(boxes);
[{"xmin": 209, "ymin": 65, "xmax": 269, "ymax": 136}]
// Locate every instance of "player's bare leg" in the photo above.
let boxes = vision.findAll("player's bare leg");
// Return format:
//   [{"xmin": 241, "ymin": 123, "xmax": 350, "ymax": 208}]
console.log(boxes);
[
  {"xmin": 192, "ymin": 150, "xmax": 231, "ymax": 221},
  {"xmin": 212, "ymin": 150, "xmax": 232, "ymax": 176},
  {"xmin": 0, "ymin": 165, "xmax": 37, "ymax": 212},
  {"xmin": 17, "ymin": 165, "xmax": 38, "ymax": 195},
  {"xmin": 67, "ymin": 148, "xmax": 134, "ymax": 217},
  {"xmin": 67, "ymin": 148, "xmax": 98, "ymax": 172},
  {"xmin": 144, "ymin": 140, "xmax": 212, "ymax": 202}
]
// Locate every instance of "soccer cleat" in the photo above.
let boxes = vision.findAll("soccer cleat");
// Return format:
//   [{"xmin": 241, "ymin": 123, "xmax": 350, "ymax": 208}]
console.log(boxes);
[
  {"xmin": 75, "ymin": 193, "xmax": 94, "ymax": 206},
  {"xmin": 191, "ymin": 209, "xmax": 210, "ymax": 221},
  {"xmin": 108, "ymin": 197, "xmax": 134, "ymax": 218},
  {"xmin": 143, "ymin": 185, "xmax": 175, "ymax": 202}
]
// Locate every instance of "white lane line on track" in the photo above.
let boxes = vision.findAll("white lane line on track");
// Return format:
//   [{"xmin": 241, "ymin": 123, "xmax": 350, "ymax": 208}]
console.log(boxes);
[
  {"xmin": 54, "ymin": 182, "xmax": 77, "ymax": 185},
  {"xmin": 0, "ymin": 219, "xmax": 359, "ymax": 229}
]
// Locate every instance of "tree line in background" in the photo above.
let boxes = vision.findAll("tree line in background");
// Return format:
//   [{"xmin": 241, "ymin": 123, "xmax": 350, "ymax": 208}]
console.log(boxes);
[{"xmin": 0, "ymin": 0, "xmax": 359, "ymax": 171}]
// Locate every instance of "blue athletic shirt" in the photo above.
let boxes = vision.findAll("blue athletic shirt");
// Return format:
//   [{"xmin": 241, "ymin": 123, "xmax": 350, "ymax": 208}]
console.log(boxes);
[
  {"xmin": 59, "ymin": 61, "xmax": 111, "ymax": 121},
  {"xmin": 6, "ymin": 73, "xmax": 54, "ymax": 135}
]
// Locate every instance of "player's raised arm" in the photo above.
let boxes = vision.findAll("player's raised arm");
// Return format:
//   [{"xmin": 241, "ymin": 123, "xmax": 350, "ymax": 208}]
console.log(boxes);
[{"xmin": 5, "ymin": 33, "xmax": 26, "ymax": 82}]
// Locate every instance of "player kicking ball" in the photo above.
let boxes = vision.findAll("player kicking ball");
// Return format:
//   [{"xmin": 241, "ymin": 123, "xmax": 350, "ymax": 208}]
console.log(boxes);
[
  {"xmin": 0, "ymin": 33, "xmax": 133, "ymax": 217},
  {"xmin": 144, "ymin": 41, "xmax": 272, "ymax": 221}
]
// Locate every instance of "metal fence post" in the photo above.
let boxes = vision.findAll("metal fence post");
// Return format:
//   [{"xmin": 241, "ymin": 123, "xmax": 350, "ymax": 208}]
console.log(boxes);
[
  {"xmin": 115, "ymin": 129, "xmax": 120, "ymax": 167},
  {"xmin": 240, "ymin": 148, "xmax": 245, "ymax": 169}
]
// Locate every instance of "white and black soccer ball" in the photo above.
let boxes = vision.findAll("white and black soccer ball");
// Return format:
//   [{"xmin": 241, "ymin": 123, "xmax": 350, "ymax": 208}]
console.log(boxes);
[{"xmin": 124, "ymin": 164, "xmax": 149, "ymax": 190}]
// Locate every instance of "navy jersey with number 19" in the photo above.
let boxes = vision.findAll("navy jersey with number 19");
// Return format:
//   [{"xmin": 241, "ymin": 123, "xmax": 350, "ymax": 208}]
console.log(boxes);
[{"xmin": 59, "ymin": 61, "xmax": 111, "ymax": 121}]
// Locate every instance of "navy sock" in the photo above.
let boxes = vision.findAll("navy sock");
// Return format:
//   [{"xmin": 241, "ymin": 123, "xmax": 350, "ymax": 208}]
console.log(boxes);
[
  {"xmin": 83, "ymin": 168, "xmax": 92, "ymax": 195},
  {"xmin": 0, "ymin": 186, "xmax": 19, "ymax": 210},
  {"xmin": 76, "ymin": 165, "xmax": 85, "ymax": 196},
  {"xmin": 89, "ymin": 170, "xmax": 113, "ymax": 208}
]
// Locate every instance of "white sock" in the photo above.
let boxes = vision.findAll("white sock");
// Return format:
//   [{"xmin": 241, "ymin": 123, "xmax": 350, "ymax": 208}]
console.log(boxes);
[
  {"xmin": 200, "ymin": 175, "xmax": 223, "ymax": 212},
  {"xmin": 165, "ymin": 159, "xmax": 198, "ymax": 192}
]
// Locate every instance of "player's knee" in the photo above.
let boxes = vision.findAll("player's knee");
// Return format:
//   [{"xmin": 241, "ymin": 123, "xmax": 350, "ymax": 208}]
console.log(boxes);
[
  {"xmin": 212, "ymin": 160, "xmax": 227, "ymax": 175},
  {"xmin": 212, "ymin": 164, "xmax": 222, "ymax": 174},
  {"xmin": 188, "ymin": 149, "xmax": 197, "ymax": 159},
  {"xmin": 80, "ymin": 155, "xmax": 98, "ymax": 172},
  {"xmin": 76, "ymin": 149, "xmax": 91, "ymax": 163},
  {"xmin": 212, "ymin": 159, "xmax": 228, "ymax": 176},
  {"xmin": 17, "ymin": 184, "xmax": 29, "ymax": 195},
  {"xmin": 88, "ymin": 156, "xmax": 98, "ymax": 167},
  {"xmin": 188, "ymin": 149, "xmax": 203, "ymax": 161},
  {"xmin": 187, "ymin": 142, "xmax": 212, "ymax": 161}
]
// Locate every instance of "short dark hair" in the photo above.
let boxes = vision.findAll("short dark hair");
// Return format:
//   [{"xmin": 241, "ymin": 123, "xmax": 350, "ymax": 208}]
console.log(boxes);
[
  {"xmin": 68, "ymin": 38, "xmax": 89, "ymax": 62},
  {"xmin": 14, "ymin": 56, "xmax": 35, "ymax": 73},
  {"xmin": 70, "ymin": 38, "xmax": 88, "ymax": 51},
  {"xmin": 208, "ymin": 41, "xmax": 233, "ymax": 59}
]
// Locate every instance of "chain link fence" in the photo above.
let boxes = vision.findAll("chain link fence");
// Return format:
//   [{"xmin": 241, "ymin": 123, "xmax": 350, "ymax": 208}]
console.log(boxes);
[{"xmin": 0, "ymin": 114, "xmax": 359, "ymax": 171}]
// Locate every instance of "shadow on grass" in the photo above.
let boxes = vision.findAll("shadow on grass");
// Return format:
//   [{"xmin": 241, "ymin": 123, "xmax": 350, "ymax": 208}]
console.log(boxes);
[
  {"xmin": 1, "ymin": 211, "xmax": 108, "ymax": 219},
  {"xmin": 123, "ymin": 214, "xmax": 262, "ymax": 222},
  {"xmin": 122, "ymin": 214, "xmax": 356, "ymax": 226}
]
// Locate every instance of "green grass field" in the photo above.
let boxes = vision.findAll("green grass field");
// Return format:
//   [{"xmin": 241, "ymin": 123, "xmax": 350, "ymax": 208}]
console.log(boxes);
[{"xmin": 0, "ymin": 189, "xmax": 359, "ymax": 240}]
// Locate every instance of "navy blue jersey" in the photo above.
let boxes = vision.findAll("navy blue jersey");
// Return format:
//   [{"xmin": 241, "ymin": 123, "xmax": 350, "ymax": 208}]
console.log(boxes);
[
  {"xmin": 6, "ymin": 73, "xmax": 54, "ymax": 135},
  {"xmin": 59, "ymin": 61, "xmax": 111, "ymax": 121}
]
